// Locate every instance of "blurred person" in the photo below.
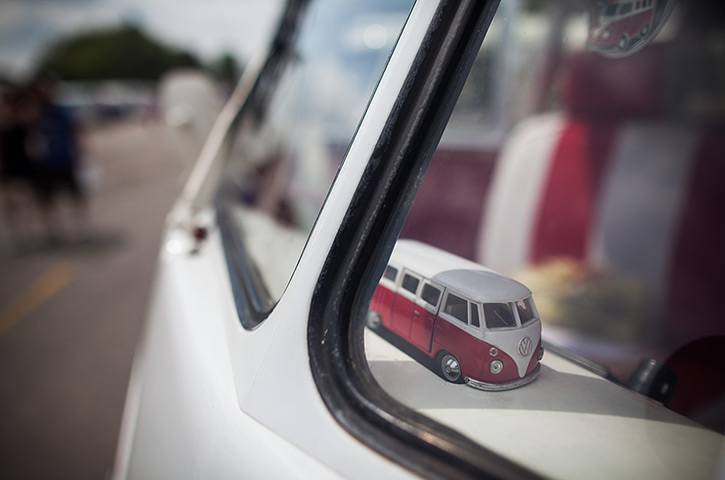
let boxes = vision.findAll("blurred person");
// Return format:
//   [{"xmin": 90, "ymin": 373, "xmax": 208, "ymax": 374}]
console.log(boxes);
[
  {"xmin": 0, "ymin": 86, "xmax": 38, "ymax": 248},
  {"xmin": 27, "ymin": 75, "xmax": 89, "ymax": 243}
]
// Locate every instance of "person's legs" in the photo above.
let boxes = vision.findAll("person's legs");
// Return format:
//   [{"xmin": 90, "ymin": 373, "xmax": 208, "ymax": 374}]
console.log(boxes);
[
  {"xmin": 62, "ymin": 167, "xmax": 89, "ymax": 240},
  {"xmin": 32, "ymin": 170, "xmax": 62, "ymax": 244}
]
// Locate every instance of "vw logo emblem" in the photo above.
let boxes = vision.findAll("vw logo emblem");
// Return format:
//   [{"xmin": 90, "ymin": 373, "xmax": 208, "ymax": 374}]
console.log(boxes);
[{"xmin": 518, "ymin": 336, "xmax": 533, "ymax": 357}]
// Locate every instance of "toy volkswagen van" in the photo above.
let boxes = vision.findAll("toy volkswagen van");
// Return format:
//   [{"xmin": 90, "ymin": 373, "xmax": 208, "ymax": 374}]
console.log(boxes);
[
  {"xmin": 587, "ymin": 0, "xmax": 656, "ymax": 53},
  {"xmin": 368, "ymin": 240, "xmax": 543, "ymax": 391}
]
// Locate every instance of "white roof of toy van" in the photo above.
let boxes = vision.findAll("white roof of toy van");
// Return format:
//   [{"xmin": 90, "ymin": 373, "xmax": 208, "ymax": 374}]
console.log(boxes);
[{"xmin": 390, "ymin": 239, "xmax": 531, "ymax": 303}]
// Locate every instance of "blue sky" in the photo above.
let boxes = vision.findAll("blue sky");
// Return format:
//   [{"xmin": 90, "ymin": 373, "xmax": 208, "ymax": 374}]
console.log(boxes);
[{"xmin": 0, "ymin": 0, "xmax": 283, "ymax": 80}]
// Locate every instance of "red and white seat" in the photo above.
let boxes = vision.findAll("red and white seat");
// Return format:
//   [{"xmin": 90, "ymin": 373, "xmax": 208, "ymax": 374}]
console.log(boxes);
[{"xmin": 478, "ymin": 43, "xmax": 725, "ymax": 349}]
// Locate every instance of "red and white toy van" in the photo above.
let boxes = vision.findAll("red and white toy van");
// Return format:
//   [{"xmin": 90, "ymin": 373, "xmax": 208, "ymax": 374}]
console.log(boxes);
[{"xmin": 368, "ymin": 240, "xmax": 543, "ymax": 391}]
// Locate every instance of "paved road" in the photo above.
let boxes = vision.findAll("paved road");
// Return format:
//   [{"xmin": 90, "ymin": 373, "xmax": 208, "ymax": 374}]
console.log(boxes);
[{"xmin": 0, "ymin": 120, "xmax": 187, "ymax": 479}]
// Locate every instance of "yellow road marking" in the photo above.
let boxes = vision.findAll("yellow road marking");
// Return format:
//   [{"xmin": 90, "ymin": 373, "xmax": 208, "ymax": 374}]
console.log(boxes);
[{"xmin": 0, "ymin": 262, "xmax": 75, "ymax": 335}]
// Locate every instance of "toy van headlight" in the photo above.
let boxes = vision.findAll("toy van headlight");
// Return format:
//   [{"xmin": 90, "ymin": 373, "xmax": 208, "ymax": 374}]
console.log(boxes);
[
  {"xmin": 538, "ymin": 347, "xmax": 544, "ymax": 361},
  {"xmin": 489, "ymin": 359, "xmax": 504, "ymax": 375}
]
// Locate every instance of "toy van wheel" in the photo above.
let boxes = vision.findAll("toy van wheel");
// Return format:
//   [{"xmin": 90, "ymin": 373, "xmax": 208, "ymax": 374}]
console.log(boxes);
[
  {"xmin": 366, "ymin": 310, "xmax": 382, "ymax": 330},
  {"xmin": 438, "ymin": 352, "xmax": 463, "ymax": 383}
]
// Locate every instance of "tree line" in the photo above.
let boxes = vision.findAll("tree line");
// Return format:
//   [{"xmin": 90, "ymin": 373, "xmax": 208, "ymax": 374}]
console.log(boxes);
[{"xmin": 35, "ymin": 24, "xmax": 240, "ymax": 83}]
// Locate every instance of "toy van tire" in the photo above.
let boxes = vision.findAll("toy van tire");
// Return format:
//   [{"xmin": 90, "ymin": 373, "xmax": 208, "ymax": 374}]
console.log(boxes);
[
  {"xmin": 437, "ymin": 351, "xmax": 463, "ymax": 383},
  {"xmin": 366, "ymin": 310, "xmax": 382, "ymax": 330}
]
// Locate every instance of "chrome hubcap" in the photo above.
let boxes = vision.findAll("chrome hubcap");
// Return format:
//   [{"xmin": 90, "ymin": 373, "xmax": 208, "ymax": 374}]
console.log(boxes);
[
  {"xmin": 366, "ymin": 310, "xmax": 381, "ymax": 329},
  {"xmin": 442, "ymin": 355, "xmax": 461, "ymax": 381}
]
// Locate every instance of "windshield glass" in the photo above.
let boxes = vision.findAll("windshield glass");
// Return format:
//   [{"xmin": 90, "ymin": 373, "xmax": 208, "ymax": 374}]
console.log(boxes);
[
  {"xmin": 363, "ymin": 0, "xmax": 725, "ymax": 477},
  {"xmin": 216, "ymin": 0, "xmax": 413, "ymax": 303},
  {"xmin": 484, "ymin": 302, "xmax": 517, "ymax": 329}
]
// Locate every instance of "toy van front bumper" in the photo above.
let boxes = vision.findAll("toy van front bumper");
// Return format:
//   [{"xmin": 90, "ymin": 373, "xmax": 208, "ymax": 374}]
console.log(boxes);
[{"xmin": 465, "ymin": 363, "xmax": 541, "ymax": 391}]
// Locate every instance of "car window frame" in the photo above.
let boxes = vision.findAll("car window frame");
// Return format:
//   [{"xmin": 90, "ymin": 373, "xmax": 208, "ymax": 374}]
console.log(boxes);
[
  {"xmin": 215, "ymin": 0, "xmax": 312, "ymax": 330},
  {"xmin": 306, "ymin": 1, "xmax": 541, "ymax": 478}
]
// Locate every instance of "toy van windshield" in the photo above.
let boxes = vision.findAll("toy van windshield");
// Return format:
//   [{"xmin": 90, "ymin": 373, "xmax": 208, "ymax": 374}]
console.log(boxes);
[{"xmin": 368, "ymin": 240, "xmax": 543, "ymax": 391}]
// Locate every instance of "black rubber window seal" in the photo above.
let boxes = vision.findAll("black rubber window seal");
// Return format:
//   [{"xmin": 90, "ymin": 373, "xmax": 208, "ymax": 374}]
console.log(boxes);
[{"xmin": 308, "ymin": 1, "xmax": 543, "ymax": 479}]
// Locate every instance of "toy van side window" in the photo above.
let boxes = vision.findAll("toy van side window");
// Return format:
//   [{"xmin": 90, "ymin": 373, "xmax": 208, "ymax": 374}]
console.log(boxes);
[
  {"xmin": 401, "ymin": 272, "xmax": 421, "ymax": 296},
  {"xmin": 470, "ymin": 303, "xmax": 481, "ymax": 328},
  {"xmin": 420, "ymin": 283, "xmax": 442, "ymax": 308},
  {"xmin": 383, "ymin": 265, "xmax": 398, "ymax": 282},
  {"xmin": 483, "ymin": 303, "xmax": 517, "ymax": 329},
  {"xmin": 515, "ymin": 298, "xmax": 536, "ymax": 325},
  {"xmin": 443, "ymin": 293, "xmax": 468, "ymax": 325}
]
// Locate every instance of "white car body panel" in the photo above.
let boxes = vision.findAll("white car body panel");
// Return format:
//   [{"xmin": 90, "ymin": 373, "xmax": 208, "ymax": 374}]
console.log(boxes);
[
  {"xmin": 116, "ymin": 227, "xmax": 414, "ymax": 479},
  {"xmin": 115, "ymin": 230, "xmax": 345, "ymax": 479}
]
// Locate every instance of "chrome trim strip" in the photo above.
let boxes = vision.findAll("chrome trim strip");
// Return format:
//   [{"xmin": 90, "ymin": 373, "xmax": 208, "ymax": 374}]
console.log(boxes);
[{"xmin": 465, "ymin": 363, "xmax": 541, "ymax": 391}]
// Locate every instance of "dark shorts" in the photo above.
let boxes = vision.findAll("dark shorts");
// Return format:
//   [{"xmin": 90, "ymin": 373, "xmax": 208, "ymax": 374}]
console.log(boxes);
[
  {"xmin": 34, "ymin": 167, "xmax": 84, "ymax": 203},
  {"xmin": 0, "ymin": 160, "xmax": 34, "ymax": 183}
]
